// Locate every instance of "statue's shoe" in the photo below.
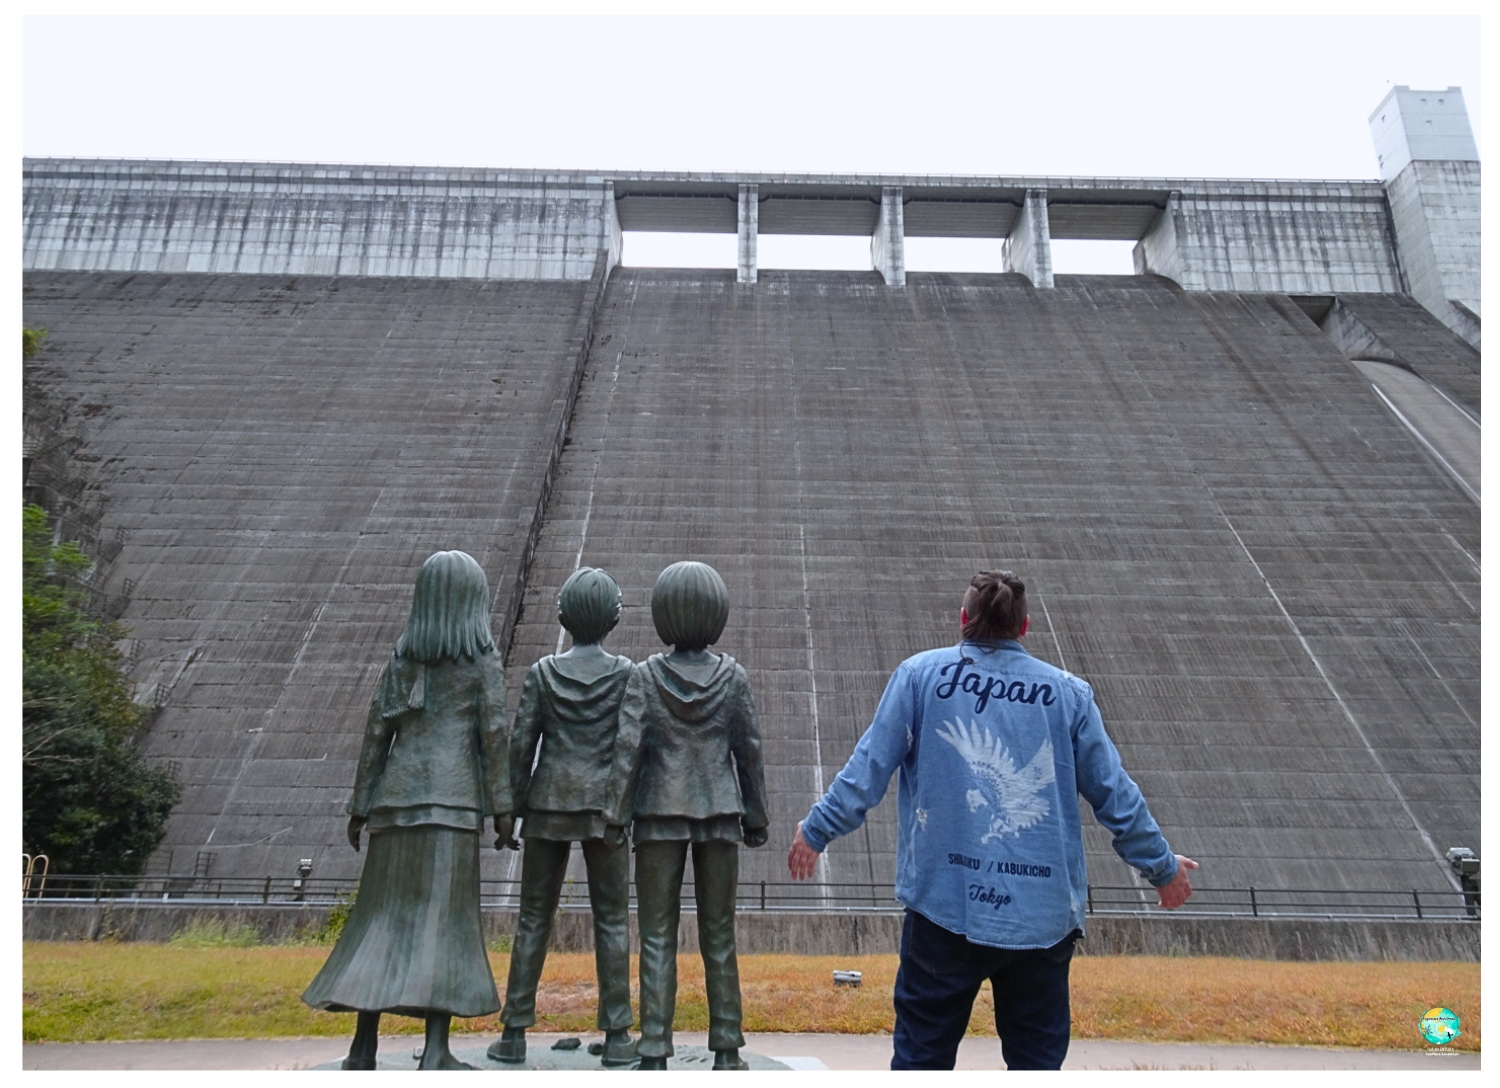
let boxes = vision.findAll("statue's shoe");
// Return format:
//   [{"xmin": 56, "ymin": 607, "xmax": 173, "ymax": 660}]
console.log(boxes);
[
  {"xmin": 637, "ymin": 1055, "xmax": 669, "ymax": 1071},
  {"xmin": 418, "ymin": 1054, "xmax": 476, "ymax": 1071},
  {"xmin": 600, "ymin": 1030, "xmax": 638, "ymax": 1067},
  {"xmin": 340, "ymin": 1056, "xmax": 376, "ymax": 1070},
  {"xmin": 486, "ymin": 1028, "xmax": 526, "ymax": 1063},
  {"xmin": 712, "ymin": 1049, "xmax": 749, "ymax": 1071}
]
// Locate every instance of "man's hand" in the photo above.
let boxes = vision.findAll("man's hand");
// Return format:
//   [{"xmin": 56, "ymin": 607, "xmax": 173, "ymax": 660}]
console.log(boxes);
[
  {"xmin": 742, "ymin": 823, "xmax": 768, "ymax": 849},
  {"xmin": 347, "ymin": 815, "xmax": 368, "ymax": 852},
  {"xmin": 787, "ymin": 821, "xmax": 821, "ymax": 880},
  {"xmin": 1157, "ymin": 855, "xmax": 1198, "ymax": 909},
  {"xmin": 603, "ymin": 824, "xmax": 628, "ymax": 849},
  {"xmin": 494, "ymin": 814, "xmax": 520, "ymax": 851}
]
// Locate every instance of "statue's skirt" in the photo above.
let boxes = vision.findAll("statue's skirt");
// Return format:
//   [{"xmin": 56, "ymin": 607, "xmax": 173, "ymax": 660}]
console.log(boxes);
[{"xmin": 302, "ymin": 825, "xmax": 500, "ymax": 1018}]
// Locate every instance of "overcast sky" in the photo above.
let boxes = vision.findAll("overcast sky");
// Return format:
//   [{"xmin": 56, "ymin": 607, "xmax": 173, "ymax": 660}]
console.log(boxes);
[{"xmin": 21, "ymin": 12, "xmax": 1484, "ymax": 274}]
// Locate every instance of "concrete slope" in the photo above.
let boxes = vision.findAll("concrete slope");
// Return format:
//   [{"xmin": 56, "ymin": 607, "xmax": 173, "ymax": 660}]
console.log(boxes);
[
  {"xmin": 508, "ymin": 269, "xmax": 1479, "ymax": 902},
  {"xmin": 23, "ymin": 271, "xmax": 595, "ymax": 881}
]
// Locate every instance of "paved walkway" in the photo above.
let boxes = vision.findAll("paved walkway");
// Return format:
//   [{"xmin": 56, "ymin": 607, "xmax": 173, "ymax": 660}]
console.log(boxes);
[{"xmin": 22, "ymin": 1032, "xmax": 1478, "ymax": 1071}]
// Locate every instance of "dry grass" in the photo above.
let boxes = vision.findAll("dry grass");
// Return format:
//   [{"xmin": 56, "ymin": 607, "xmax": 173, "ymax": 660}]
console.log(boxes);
[
  {"xmin": 23, "ymin": 944, "xmax": 1479, "ymax": 1052},
  {"xmin": 1070, "ymin": 956, "xmax": 1478, "ymax": 1051}
]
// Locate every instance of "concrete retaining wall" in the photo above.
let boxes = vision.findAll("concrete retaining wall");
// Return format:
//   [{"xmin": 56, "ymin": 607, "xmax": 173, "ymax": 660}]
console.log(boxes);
[
  {"xmin": 22, "ymin": 160, "xmax": 620, "ymax": 281},
  {"xmin": 25, "ymin": 159, "xmax": 1415, "ymax": 302},
  {"xmin": 1135, "ymin": 189, "xmax": 1404, "ymax": 294},
  {"xmin": 23, "ymin": 902, "xmax": 1478, "ymax": 962}
]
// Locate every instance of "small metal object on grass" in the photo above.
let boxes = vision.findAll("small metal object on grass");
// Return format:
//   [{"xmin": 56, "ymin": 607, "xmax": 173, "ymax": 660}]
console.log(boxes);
[{"xmin": 833, "ymin": 970, "xmax": 863, "ymax": 987}]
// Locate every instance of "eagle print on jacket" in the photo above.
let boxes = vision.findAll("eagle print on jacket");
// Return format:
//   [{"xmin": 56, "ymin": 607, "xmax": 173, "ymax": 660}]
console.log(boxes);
[{"xmin": 935, "ymin": 718, "xmax": 1056, "ymax": 842}]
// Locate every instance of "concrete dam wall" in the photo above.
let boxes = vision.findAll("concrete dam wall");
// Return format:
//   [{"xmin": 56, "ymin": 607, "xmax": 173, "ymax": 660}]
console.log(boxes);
[
  {"xmin": 22, "ymin": 267, "xmax": 605, "ymax": 880},
  {"xmin": 507, "ymin": 268, "xmax": 1478, "ymax": 901},
  {"xmin": 23, "ymin": 264, "xmax": 1479, "ymax": 906}
]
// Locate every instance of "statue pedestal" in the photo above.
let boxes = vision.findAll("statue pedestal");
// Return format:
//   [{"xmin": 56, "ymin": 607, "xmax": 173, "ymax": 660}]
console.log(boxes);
[{"xmin": 309, "ymin": 1038, "xmax": 791, "ymax": 1071}]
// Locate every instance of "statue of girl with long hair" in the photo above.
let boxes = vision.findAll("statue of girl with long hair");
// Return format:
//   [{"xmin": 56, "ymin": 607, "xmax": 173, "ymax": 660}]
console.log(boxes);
[{"xmin": 303, "ymin": 550, "xmax": 513, "ymax": 1070}]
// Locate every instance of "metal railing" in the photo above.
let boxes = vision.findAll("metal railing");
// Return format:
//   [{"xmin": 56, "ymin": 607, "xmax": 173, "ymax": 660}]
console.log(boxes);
[
  {"xmin": 1082, "ymin": 883, "xmax": 1478, "ymax": 922},
  {"xmin": 23, "ymin": 854, "xmax": 50, "ymax": 898},
  {"xmin": 22, "ymin": 872, "xmax": 1478, "ymax": 921}
]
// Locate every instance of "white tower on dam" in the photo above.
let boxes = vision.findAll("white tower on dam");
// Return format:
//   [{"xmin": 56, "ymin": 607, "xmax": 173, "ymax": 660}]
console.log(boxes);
[{"xmin": 1370, "ymin": 86, "xmax": 1481, "ymax": 349}]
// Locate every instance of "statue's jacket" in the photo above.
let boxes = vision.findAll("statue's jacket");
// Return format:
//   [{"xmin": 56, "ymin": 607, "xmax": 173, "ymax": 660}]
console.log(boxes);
[
  {"xmin": 621, "ymin": 653, "xmax": 769, "ymax": 832},
  {"xmin": 511, "ymin": 654, "xmax": 637, "ymax": 830},
  {"xmin": 348, "ymin": 651, "xmax": 511, "ymax": 831}
]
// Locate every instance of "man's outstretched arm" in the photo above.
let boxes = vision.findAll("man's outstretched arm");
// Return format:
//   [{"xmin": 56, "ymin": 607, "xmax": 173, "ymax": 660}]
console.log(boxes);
[
  {"xmin": 1157, "ymin": 855, "xmax": 1198, "ymax": 909},
  {"xmin": 787, "ymin": 821, "xmax": 820, "ymax": 880},
  {"xmin": 1073, "ymin": 687, "xmax": 1195, "ymax": 903},
  {"xmin": 787, "ymin": 666, "xmax": 917, "ymax": 879}
]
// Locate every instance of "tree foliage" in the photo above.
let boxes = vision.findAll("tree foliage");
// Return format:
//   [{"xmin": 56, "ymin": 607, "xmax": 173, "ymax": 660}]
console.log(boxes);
[{"xmin": 22, "ymin": 502, "xmax": 179, "ymax": 874}]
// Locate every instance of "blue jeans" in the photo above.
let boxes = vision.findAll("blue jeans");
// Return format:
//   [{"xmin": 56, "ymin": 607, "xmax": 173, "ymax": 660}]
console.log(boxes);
[{"xmin": 891, "ymin": 909, "xmax": 1078, "ymax": 1070}]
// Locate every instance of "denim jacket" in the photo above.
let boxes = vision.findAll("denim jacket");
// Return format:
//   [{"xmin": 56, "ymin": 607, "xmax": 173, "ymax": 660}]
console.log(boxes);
[{"xmin": 801, "ymin": 639, "xmax": 1178, "ymax": 949}]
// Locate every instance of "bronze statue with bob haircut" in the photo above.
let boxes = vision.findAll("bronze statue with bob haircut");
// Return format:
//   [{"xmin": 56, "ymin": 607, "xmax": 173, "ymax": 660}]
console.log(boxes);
[
  {"xmin": 488, "ymin": 567, "xmax": 639, "ymax": 1067},
  {"xmin": 620, "ymin": 561, "xmax": 769, "ymax": 1070},
  {"xmin": 303, "ymin": 550, "xmax": 512, "ymax": 1070}
]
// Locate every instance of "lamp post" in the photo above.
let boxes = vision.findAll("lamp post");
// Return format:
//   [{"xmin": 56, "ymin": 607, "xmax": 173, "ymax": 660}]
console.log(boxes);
[
  {"xmin": 293, "ymin": 858, "xmax": 314, "ymax": 902},
  {"xmin": 1445, "ymin": 847, "xmax": 1479, "ymax": 919}
]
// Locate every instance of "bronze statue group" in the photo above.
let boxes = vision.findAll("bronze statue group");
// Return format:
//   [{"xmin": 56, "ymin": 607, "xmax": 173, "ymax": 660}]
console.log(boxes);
[
  {"xmin": 302, "ymin": 553, "xmax": 1195, "ymax": 1071},
  {"xmin": 302, "ymin": 554, "xmax": 768, "ymax": 1071}
]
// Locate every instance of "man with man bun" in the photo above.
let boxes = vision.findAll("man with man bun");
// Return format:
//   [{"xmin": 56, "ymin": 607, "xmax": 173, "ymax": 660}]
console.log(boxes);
[
  {"xmin": 788, "ymin": 569, "xmax": 1196, "ymax": 1071},
  {"xmin": 489, "ymin": 567, "xmax": 638, "ymax": 1067}
]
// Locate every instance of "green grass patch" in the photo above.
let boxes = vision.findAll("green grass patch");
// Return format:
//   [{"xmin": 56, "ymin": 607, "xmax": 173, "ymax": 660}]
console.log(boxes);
[
  {"xmin": 167, "ymin": 917, "xmax": 263, "ymax": 948},
  {"xmin": 23, "ymin": 943, "xmax": 1479, "ymax": 1052},
  {"xmin": 25, "ymin": 945, "xmax": 348, "ymax": 1043}
]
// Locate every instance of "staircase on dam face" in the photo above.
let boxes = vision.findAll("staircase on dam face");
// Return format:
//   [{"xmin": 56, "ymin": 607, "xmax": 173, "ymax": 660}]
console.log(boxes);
[{"xmin": 23, "ymin": 266, "xmax": 1478, "ymax": 906}]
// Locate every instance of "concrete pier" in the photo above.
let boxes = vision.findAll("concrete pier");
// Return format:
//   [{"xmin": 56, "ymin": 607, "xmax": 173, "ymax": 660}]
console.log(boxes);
[
  {"xmin": 869, "ymin": 186, "xmax": 905, "ymax": 285},
  {"xmin": 737, "ymin": 183, "xmax": 758, "ymax": 284},
  {"xmin": 1003, "ymin": 188, "xmax": 1053, "ymax": 287}
]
